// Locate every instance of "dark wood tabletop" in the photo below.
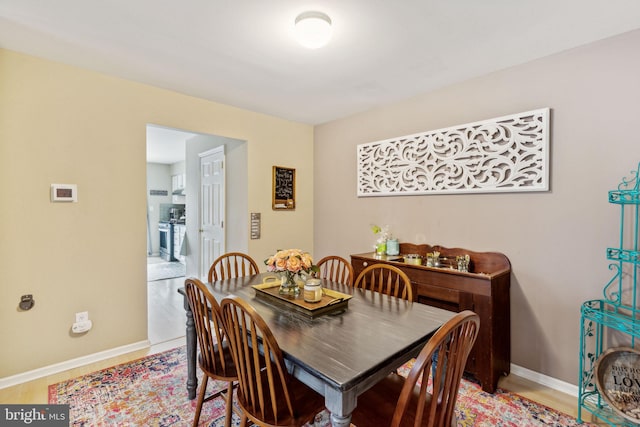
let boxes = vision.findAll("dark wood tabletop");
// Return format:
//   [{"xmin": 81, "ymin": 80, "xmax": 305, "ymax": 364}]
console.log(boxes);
[{"xmin": 180, "ymin": 272, "xmax": 455, "ymax": 426}]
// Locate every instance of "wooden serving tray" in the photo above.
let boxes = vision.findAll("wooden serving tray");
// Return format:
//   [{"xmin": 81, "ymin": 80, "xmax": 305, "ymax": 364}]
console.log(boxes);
[{"xmin": 252, "ymin": 277, "xmax": 351, "ymax": 318}]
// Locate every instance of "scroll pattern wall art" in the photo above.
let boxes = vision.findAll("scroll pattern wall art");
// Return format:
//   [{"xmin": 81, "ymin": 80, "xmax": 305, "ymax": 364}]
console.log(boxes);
[{"xmin": 357, "ymin": 108, "xmax": 550, "ymax": 196}]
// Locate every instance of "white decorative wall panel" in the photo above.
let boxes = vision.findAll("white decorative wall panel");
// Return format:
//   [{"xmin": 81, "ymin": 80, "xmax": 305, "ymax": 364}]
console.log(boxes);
[{"xmin": 357, "ymin": 108, "xmax": 550, "ymax": 196}]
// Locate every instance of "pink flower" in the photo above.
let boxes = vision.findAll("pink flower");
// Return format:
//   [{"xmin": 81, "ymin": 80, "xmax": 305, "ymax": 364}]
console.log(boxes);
[
  {"xmin": 264, "ymin": 248, "xmax": 317, "ymax": 276},
  {"xmin": 275, "ymin": 257, "xmax": 287, "ymax": 270},
  {"xmin": 287, "ymin": 255, "xmax": 302, "ymax": 272}
]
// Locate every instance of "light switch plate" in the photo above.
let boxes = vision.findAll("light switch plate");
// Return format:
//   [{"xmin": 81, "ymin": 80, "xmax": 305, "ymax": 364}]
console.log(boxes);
[{"xmin": 250, "ymin": 213, "xmax": 261, "ymax": 239}]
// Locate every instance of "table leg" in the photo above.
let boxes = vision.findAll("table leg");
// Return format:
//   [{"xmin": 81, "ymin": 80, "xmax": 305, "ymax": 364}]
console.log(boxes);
[
  {"xmin": 329, "ymin": 413, "xmax": 352, "ymax": 427},
  {"xmin": 183, "ymin": 294, "xmax": 198, "ymax": 400},
  {"xmin": 324, "ymin": 387, "xmax": 355, "ymax": 427}
]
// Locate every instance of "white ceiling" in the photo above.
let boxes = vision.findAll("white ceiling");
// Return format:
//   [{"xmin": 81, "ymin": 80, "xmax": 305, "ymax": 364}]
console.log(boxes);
[
  {"xmin": 2, "ymin": 1, "xmax": 640, "ymax": 131},
  {"xmin": 146, "ymin": 125, "xmax": 198, "ymax": 164}
]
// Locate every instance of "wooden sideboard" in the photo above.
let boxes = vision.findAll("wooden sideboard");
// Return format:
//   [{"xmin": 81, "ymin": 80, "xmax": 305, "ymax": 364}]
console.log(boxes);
[{"xmin": 351, "ymin": 243, "xmax": 511, "ymax": 393}]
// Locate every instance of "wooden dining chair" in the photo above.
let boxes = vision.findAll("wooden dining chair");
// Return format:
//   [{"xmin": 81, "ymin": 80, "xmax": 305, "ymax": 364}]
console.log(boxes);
[
  {"xmin": 184, "ymin": 278, "xmax": 238, "ymax": 427},
  {"xmin": 220, "ymin": 295, "xmax": 326, "ymax": 427},
  {"xmin": 208, "ymin": 252, "xmax": 260, "ymax": 282},
  {"xmin": 317, "ymin": 255, "xmax": 355, "ymax": 286},
  {"xmin": 354, "ymin": 263, "xmax": 413, "ymax": 301},
  {"xmin": 350, "ymin": 310, "xmax": 480, "ymax": 427}
]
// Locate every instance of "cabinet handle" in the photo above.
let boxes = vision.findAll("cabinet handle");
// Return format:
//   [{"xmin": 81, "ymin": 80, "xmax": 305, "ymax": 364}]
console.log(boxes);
[{"xmin": 363, "ymin": 261, "xmax": 368, "ymax": 267}]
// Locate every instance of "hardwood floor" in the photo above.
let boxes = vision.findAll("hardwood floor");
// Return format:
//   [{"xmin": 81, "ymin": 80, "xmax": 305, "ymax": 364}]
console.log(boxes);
[
  {"xmin": 147, "ymin": 255, "xmax": 187, "ymax": 345},
  {"xmin": 147, "ymin": 276, "xmax": 186, "ymax": 344},
  {"xmin": 0, "ymin": 262, "xmax": 601, "ymax": 424}
]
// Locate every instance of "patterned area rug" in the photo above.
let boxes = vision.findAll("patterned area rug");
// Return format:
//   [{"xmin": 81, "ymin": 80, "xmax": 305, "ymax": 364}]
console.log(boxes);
[
  {"xmin": 148, "ymin": 262, "xmax": 185, "ymax": 282},
  {"xmin": 49, "ymin": 346, "xmax": 595, "ymax": 427}
]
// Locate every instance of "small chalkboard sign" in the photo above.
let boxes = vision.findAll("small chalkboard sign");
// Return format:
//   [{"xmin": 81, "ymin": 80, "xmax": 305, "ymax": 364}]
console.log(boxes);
[{"xmin": 273, "ymin": 166, "xmax": 295, "ymax": 210}]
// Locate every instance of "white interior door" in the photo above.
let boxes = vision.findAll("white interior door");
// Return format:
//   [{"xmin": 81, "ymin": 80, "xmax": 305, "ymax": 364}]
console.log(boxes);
[{"xmin": 199, "ymin": 146, "xmax": 225, "ymax": 279}]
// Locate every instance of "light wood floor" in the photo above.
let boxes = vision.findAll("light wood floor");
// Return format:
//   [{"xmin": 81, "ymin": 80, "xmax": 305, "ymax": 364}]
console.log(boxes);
[
  {"xmin": 147, "ymin": 276, "xmax": 186, "ymax": 344},
  {"xmin": 147, "ymin": 256, "xmax": 186, "ymax": 345},
  {"xmin": 0, "ymin": 263, "xmax": 604, "ymax": 424}
]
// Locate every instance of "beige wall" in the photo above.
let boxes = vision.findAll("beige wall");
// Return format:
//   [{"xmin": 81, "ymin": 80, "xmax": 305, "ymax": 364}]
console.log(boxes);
[
  {"xmin": 314, "ymin": 29, "xmax": 640, "ymax": 385},
  {"xmin": 0, "ymin": 49, "xmax": 314, "ymax": 377}
]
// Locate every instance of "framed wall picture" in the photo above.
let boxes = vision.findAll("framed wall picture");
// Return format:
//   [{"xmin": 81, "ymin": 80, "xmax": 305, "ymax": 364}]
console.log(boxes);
[{"xmin": 272, "ymin": 166, "xmax": 295, "ymax": 210}]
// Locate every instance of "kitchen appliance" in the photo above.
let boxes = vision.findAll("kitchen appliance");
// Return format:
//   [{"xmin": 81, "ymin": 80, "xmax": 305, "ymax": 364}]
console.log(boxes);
[
  {"xmin": 158, "ymin": 222, "xmax": 174, "ymax": 261},
  {"xmin": 169, "ymin": 207, "xmax": 184, "ymax": 221}
]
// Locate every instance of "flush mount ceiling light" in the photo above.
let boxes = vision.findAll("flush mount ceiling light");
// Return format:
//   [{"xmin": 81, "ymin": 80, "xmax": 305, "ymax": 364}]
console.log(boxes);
[{"xmin": 294, "ymin": 11, "xmax": 332, "ymax": 49}]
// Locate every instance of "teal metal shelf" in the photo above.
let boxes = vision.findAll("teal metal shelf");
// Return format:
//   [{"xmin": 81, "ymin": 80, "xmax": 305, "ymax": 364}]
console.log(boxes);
[
  {"xmin": 580, "ymin": 392, "xmax": 638, "ymax": 426},
  {"xmin": 578, "ymin": 163, "xmax": 640, "ymax": 426},
  {"xmin": 581, "ymin": 300, "xmax": 640, "ymax": 337},
  {"xmin": 607, "ymin": 248, "xmax": 640, "ymax": 265},
  {"xmin": 609, "ymin": 190, "xmax": 640, "ymax": 205}
]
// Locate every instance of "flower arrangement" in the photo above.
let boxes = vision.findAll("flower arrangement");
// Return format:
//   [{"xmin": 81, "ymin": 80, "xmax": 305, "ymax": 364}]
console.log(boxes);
[
  {"xmin": 265, "ymin": 249, "xmax": 319, "ymax": 295},
  {"xmin": 371, "ymin": 224, "xmax": 392, "ymax": 254},
  {"xmin": 265, "ymin": 248, "xmax": 316, "ymax": 275},
  {"xmin": 371, "ymin": 224, "xmax": 391, "ymax": 242}
]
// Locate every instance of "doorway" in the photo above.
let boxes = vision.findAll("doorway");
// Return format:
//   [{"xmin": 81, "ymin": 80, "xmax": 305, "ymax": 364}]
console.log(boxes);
[
  {"xmin": 146, "ymin": 125, "xmax": 195, "ymax": 344},
  {"xmin": 145, "ymin": 124, "xmax": 249, "ymax": 345}
]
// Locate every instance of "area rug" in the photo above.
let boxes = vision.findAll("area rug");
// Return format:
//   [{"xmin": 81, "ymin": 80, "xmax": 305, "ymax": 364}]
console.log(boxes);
[
  {"xmin": 148, "ymin": 262, "xmax": 186, "ymax": 282},
  {"xmin": 49, "ymin": 346, "xmax": 594, "ymax": 427}
]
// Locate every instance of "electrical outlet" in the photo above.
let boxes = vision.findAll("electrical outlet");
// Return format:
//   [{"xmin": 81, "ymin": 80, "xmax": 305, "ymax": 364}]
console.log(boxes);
[{"xmin": 76, "ymin": 311, "xmax": 89, "ymax": 323}]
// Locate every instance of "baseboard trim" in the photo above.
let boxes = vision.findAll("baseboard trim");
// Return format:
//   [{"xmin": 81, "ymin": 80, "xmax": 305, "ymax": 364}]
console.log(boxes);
[
  {"xmin": 1, "ymin": 343, "xmax": 579, "ymax": 397},
  {"xmin": 510, "ymin": 363, "xmax": 579, "ymax": 397},
  {"xmin": 0, "ymin": 340, "xmax": 150, "ymax": 390}
]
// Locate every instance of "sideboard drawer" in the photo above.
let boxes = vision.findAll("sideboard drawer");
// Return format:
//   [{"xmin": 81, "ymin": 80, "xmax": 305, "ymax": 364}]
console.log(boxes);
[
  {"xmin": 351, "ymin": 257, "xmax": 369, "ymax": 271},
  {"xmin": 416, "ymin": 282, "xmax": 459, "ymax": 303}
]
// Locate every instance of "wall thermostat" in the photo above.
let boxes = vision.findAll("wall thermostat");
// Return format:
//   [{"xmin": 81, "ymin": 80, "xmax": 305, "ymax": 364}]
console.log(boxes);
[{"xmin": 51, "ymin": 184, "xmax": 77, "ymax": 202}]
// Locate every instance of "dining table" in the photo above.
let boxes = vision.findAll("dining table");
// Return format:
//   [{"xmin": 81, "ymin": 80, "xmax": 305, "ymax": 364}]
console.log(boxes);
[{"xmin": 179, "ymin": 272, "xmax": 455, "ymax": 427}]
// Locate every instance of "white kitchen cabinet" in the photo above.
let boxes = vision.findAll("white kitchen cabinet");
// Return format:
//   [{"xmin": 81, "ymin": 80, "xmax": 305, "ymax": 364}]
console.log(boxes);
[
  {"xmin": 172, "ymin": 173, "xmax": 186, "ymax": 191},
  {"xmin": 172, "ymin": 173, "xmax": 186, "ymax": 203}
]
